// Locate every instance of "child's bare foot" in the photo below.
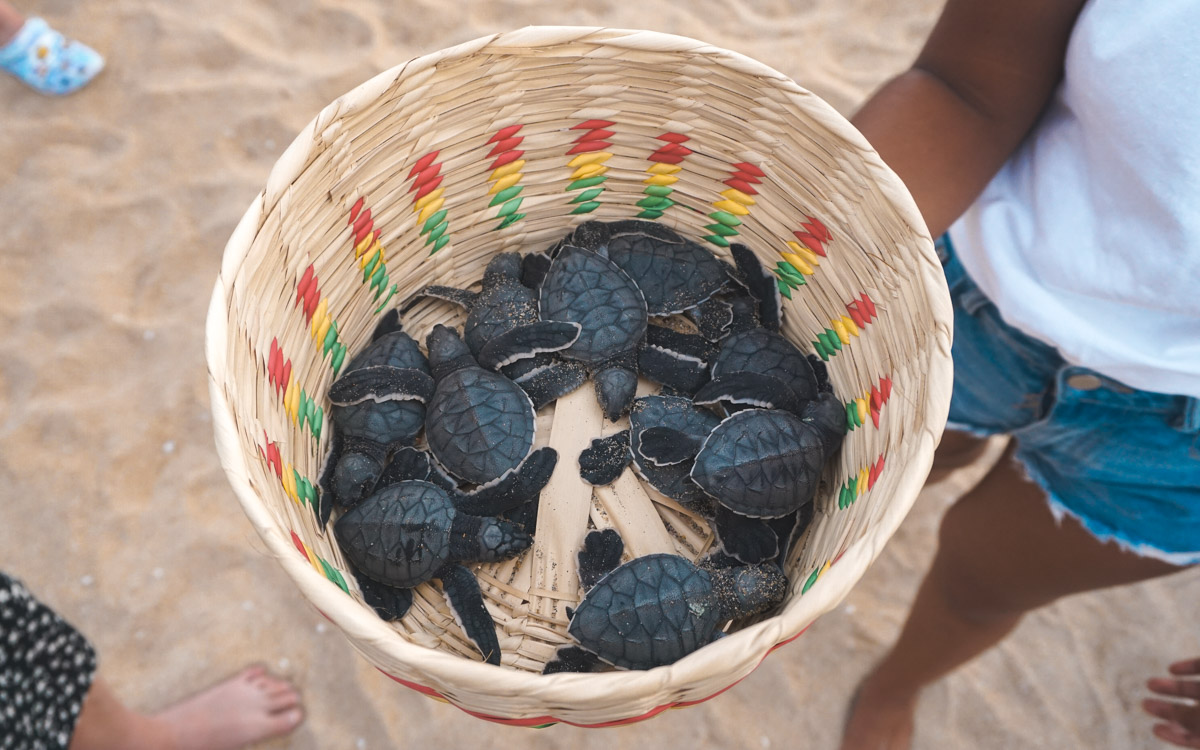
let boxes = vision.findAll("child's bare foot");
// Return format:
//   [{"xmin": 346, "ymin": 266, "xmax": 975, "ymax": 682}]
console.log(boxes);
[
  {"xmin": 839, "ymin": 681, "xmax": 916, "ymax": 750},
  {"xmin": 149, "ymin": 665, "xmax": 303, "ymax": 750}
]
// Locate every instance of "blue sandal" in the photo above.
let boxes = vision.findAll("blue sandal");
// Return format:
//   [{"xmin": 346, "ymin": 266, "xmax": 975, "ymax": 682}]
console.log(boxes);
[{"xmin": 0, "ymin": 17, "xmax": 104, "ymax": 95}]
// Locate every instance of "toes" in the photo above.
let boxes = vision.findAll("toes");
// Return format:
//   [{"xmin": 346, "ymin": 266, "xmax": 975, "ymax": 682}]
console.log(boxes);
[
  {"xmin": 267, "ymin": 687, "xmax": 302, "ymax": 712},
  {"xmin": 269, "ymin": 707, "xmax": 305, "ymax": 735}
]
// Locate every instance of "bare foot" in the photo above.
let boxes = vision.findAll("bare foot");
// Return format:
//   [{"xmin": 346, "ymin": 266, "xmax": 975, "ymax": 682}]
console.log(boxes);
[
  {"xmin": 149, "ymin": 665, "xmax": 303, "ymax": 750},
  {"xmin": 840, "ymin": 681, "xmax": 916, "ymax": 750}
]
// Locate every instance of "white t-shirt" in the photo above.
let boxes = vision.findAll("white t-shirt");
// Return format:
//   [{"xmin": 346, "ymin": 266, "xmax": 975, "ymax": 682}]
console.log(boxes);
[{"xmin": 948, "ymin": 0, "xmax": 1200, "ymax": 399}]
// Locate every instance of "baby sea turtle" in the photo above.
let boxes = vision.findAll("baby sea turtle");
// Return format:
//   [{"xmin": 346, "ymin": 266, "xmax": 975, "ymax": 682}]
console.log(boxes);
[
  {"xmin": 343, "ymin": 444, "xmax": 553, "ymax": 626},
  {"xmin": 640, "ymin": 404, "xmax": 834, "ymax": 519},
  {"xmin": 542, "ymin": 529, "xmax": 788, "ymax": 672},
  {"xmin": 412, "ymin": 253, "xmax": 589, "ymax": 409},
  {"xmin": 557, "ymin": 220, "xmax": 734, "ymax": 317},
  {"xmin": 692, "ymin": 327, "xmax": 820, "ymax": 413},
  {"xmin": 727, "ymin": 242, "xmax": 783, "ymax": 333},
  {"xmin": 578, "ymin": 394, "xmax": 720, "ymax": 509},
  {"xmin": 335, "ymin": 461, "xmax": 542, "ymax": 665},
  {"xmin": 536, "ymin": 244, "xmax": 648, "ymax": 421},
  {"xmin": 421, "ymin": 324, "xmax": 544, "ymax": 486},
  {"xmin": 317, "ymin": 310, "xmax": 434, "ymax": 524},
  {"xmin": 579, "ymin": 393, "xmax": 813, "ymax": 563}
]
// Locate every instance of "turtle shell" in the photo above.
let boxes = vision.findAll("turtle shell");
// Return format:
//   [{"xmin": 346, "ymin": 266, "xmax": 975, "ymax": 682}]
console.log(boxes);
[
  {"xmin": 595, "ymin": 222, "xmax": 731, "ymax": 315},
  {"xmin": 334, "ymin": 480, "xmax": 454, "ymax": 588},
  {"xmin": 691, "ymin": 409, "xmax": 825, "ymax": 518},
  {"xmin": 332, "ymin": 398, "xmax": 425, "ymax": 448},
  {"xmin": 344, "ymin": 328, "xmax": 430, "ymax": 373},
  {"xmin": 539, "ymin": 245, "xmax": 647, "ymax": 365},
  {"xmin": 463, "ymin": 278, "xmax": 540, "ymax": 357},
  {"xmin": 425, "ymin": 367, "xmax": 535, "ymax": 485},
  {"xmin": 710, "ymin": 328, "xmax": 817, "ymax": 401},
  {"xmin": 629, "ymin": 395, "xmax": 721, "ymax": 506},
  {"xmin": 569, "ymin": 554, "xmax": 720, "ymax": 670}
]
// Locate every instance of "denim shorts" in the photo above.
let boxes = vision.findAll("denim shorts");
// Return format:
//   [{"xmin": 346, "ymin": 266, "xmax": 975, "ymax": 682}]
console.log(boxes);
[{"xmin": 939, "ymin": 235, "xmax": 1200, "ymax": 565}]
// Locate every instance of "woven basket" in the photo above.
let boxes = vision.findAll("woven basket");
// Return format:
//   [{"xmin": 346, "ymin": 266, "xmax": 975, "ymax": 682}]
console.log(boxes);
[{"xmin": 205, "ymin": 26, "xmax": 952, "ymax": 727}]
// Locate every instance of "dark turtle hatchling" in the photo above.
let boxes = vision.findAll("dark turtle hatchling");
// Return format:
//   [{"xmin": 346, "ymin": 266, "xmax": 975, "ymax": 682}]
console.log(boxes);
[
  {"xmin": 557, "ymin": 219, "xmax": 734, "ymax": 316},
  {"xmin": 411, "ymin": 253, "xmax": 588, "ymax": 409},
  {"xmin": 579, "ymin": 393, "xmax": 817, "ymax": 564},
  {"xmin": 640, "ymin": 406, "xmax": 834, "ymax": 519},
  {"xmin": 635, "ymin": 387, "xmax": 845, "ymax": 564},
  {"xmin": 535, "ymin": 244, "xmax": 648, "ymax": 421},
  {"xmin": 420, "ymin": 324, "xmax": 541, "ymax": 486},
  {"xmin": 336, "ymin": 482, "xmax": 528, "ymax": 662},
  {"xmin": 335, "ymin": 461, "xmax": 544, "ymax": 665},
  {"xmin": 317, "ymin": 310, "xmax": 434, "ymax": 525},
  {"xmin": 577, "ymin": 394, "xmax": 720, "ymax": 509},
  {"xmin": 691, "ymin": 326, "xmax": 820, "ymax": 414},
  {"xmin": 687, "ymin": 240, "xmax": 815, "ymax": 411},
  {"xmin": 524, "ymin": 222, "xmax": 735, "ymax": 392},
  {"xmin": 542, "ymin": 529, "xmax": 788, "ymax": 672}
]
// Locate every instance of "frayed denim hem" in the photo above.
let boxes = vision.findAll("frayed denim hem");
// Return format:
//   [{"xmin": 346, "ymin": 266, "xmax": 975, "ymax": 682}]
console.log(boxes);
[
  {"xmin": 1013, "ymin": 452, "xmax": 1200, "ymax": 567},
  {"xmin": 944, "ymin": 420, "xmax": 1003, "ymax": 440}
]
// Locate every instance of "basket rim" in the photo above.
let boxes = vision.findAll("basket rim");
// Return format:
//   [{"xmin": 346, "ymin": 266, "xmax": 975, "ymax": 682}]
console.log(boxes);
[{"xmin": 205, "ymin": 24, "xmax": 953, "ymax": 722}]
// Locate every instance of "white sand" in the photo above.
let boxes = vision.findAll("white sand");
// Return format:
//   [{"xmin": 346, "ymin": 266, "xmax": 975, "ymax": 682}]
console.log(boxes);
[{"xmin": 1, "ymin": 1, "xmax": 1197, "ymax": 748}]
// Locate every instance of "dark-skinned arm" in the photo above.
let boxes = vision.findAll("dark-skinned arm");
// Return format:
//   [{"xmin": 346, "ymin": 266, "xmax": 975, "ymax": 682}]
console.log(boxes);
[{"xmin": 851, "ymin": 0, "xmax": 1086, "ymax": 238}]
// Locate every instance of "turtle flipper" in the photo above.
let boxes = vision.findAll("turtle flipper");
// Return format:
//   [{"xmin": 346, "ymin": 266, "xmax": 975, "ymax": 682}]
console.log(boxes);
[
  {"xmin": 372, "ymin": 446, "xmax": 432, "ymax": 491},
  {"xmin": 807, "ymin": 354, "xmax": 832, "ymax": 393},
  {"xmin": 500, "ymin": 498, "xmax": 539, "ymax": 536},
  {"xmin": 689, "ymin": 296, "xmax": 735, "ymax": 341},
  {"xmin": 638, "ymin": 344, "xmax": 709, "ymax": 395},
  {"xmin": 448, "ymin": 514, "xmax": 534, "ymax": 562},
  {"xmin": 594, "ymin": 363, "xmax": 638, "ymax": 422},
  {"xmin": 578, "ymin": 431, "xmax": 631, "ymax": 486},
  {"xmin": 644, "ymin": 323, "xmax": 714, "ymax": 360},
  {"xmin": 726, "ymin": 294, "xmax": 761, "ymax": 335},
  {"xmin": 417, "ymin": 285, "xmax": 479, "ymax": 309},
  {"xmin": 316, "ymin": 429, "xmax": 344, "ymax": 530},
  {"xmin": 328, "ymin": 365, "xmax": 436, "ymax": 406},
  {"xmin": 354, "ymin": 569, "xmax": 413, "ymax": 621},
  {"xmin": 511, "ymin": 360, "xmax": 589, "ymax": 410},
  {"xmin": 639, "ymin": 327, "xmax": 711, "ymax": 393},
  {"xmin": 713, "ymin": 506, "xmax": 780, "ymax": 565},
  {"xmin": 455, "ymin": 447, "xmax": 558, "ymax": 516},
  {"xmin": 437, "ymin": 564, "xmax": 501, "ymax": 665},
  {"xmin": 636, "ymin": 427, "xmax": 701, "ymax": 466},
  {"xmin": 775, "ymin": 502, "xmax": 815, "ymax": 565},
  {"xmin": 427, "ymin": 458, "xmax": 459, "ymax": 492},
  {"xmin": 520, "ymin": 251, "xmax": 553, "ymax": 290},
  {"xmin": 371, "ymin": 308, "xmax": 406, "ymax": 340},
  {"xmin": 543, "ymin": 646, "xmax": 602, "ymax": 674},
  {"xmin": 730, "ymin": 244, "xmax": 782, "ymax": 332},
  {"xmin": 801, "ymin": 390, "xmax": 848, "ymax": 460},
  {"xmin": 477, "ymin": 321, "xmax": 582, "ymax": 370},
  {"xmin": 578, "ymin": 528, "xmax": 625, "ymax": 590},
  {"xmin": 693, "ymin": 373, "xmax": 801, "ymax": 414}
]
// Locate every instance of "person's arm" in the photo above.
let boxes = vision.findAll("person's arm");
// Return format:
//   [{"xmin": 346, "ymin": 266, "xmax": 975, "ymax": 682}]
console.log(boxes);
[{"xmin": 851, "ymin": 0, "xmax": 1086, "ymax": 237}]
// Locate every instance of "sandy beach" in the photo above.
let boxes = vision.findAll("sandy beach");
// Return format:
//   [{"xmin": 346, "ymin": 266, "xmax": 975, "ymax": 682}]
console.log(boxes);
[{"xmin": 2, "ymin": 1, "xmax": 1198, "ymax": 748}]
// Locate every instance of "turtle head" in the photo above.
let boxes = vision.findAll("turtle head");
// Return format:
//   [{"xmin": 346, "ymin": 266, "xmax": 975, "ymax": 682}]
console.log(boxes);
[
  {"xmin": 333, "ymin": 451, "xmax": 385, "ymax": 509},
  {"xmin": 426, "ymin": 324, "xmax": 477, "ymax": 379},
  {"xmin": 484, "ymin": 253, "xmax": 522, "ymax": 284},
  {"xmin": 712, "ymin": 563, "xmax": 788, "ymax": 620},
  {"xmin": 594, "ymin": 365, "xmax": 638, "ymax": 422}
]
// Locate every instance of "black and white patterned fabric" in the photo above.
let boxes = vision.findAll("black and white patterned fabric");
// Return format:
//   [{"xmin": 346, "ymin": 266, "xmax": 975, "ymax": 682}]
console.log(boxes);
[{"xmin": 0, "ymin": 572, "xmax": 96, "ymax": 749}]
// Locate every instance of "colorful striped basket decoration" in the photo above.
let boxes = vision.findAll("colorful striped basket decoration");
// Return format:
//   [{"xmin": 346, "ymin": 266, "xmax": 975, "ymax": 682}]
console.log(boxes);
[{"xmin": 205, "ymin": 26, "xmax": 953, "ymax": 727}]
